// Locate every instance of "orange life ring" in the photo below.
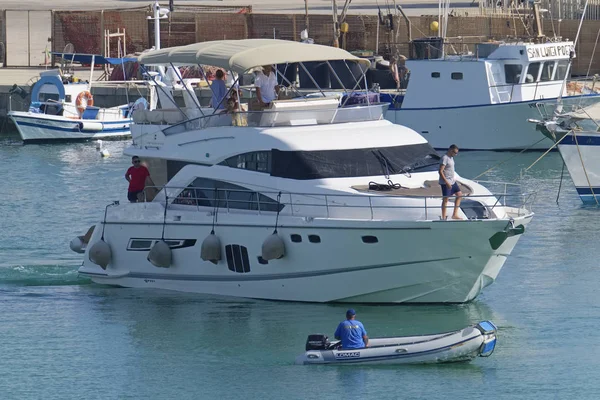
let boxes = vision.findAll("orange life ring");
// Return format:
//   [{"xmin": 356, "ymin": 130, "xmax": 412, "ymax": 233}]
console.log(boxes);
[{"xmin": 76, "ymin": 91, "xmax": 94, "ymax": 115}]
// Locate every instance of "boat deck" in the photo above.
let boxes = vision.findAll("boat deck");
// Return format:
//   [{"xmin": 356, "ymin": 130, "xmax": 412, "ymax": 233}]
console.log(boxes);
[{"xmin": 352, "ymin": 180, "xmax": 473, "ymax": 197}]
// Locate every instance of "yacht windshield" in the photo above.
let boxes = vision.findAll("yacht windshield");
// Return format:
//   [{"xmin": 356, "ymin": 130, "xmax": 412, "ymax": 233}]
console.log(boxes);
[{"xmin": 271, "ymin": 143, "xmax": 440, "ymax": 180}]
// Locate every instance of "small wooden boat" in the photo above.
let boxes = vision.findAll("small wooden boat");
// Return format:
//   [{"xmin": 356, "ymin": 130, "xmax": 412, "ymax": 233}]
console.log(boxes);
[{"xmin": 295, "ymin": 320, "xmax": 497, "ymax": 365}]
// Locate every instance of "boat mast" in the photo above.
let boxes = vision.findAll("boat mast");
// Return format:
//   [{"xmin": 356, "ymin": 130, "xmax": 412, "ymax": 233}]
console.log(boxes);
[
  {"xmin": 531, "ymin": 2, "xmax": 545, "ymax": 41},
  {"xmin": 148, "ymin": 1, "xmax": 171, "ymax": 51}
]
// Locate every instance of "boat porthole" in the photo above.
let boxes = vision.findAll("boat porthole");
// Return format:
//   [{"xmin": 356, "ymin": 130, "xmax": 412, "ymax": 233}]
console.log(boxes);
[
  {"xmin": 308, "ymin": 235, "xmax": 321, "ymax": 243},
  {"xmin": 361, "ymin": 235, "xmax": 378, "ymax": 244},
  {"xmin": 291, "ymin": 234, "xmax": 302, "ymax": 243}
]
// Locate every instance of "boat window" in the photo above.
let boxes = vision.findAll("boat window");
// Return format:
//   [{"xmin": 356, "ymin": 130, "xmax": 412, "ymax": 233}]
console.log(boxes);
[
  {"xmin": 540, "ymin": 61, "xmax": 555, "ymax": 82},
  {"xmin": 218, "ymin": 151, "xmax": 271, "ymax": 173},
  {"xmin": 451, "ymin": 72, "xmax": 463, "ymax": 80},
  {"xmin": 361, "ymin": 235, "xmax": 379, "ymax": 244},
  {"xmin": 431, "ymin": 72, "xmax": 440, "ymax": 78},
  {"xmin": 555, "ymin": 60, "xmax": 570, "ymax": 81},
  {"xmin": 271, "ymin": 143, "xmax": 440, "ymax": 180},
  {"xmin": 525, "ymin": 62, "xmax": 541, "ymax": 82},
  {"xmin": 128, "ymin": 239, "xmax": 153, "ymax": 250},
  {"xmin": 225, "ymin": 244, "xmax": 251, "ymax": 273},
  {"xmin": 38, "ymin": 93, "xmax": 60, "ymax": 102},
  {"xmin": 308, "ymin": 235, "xmax": 321, "ymax": 243},
  {"xmin": 173, "ymin": 177, "xmax": 284, "ymax": 212},
  {"xmin": 504, "ymin": 64, "xmax": 523, "ymax": 84},
  {"xmin": 65, "ymin": 95, "xmax": 72, "ymax": 103}
]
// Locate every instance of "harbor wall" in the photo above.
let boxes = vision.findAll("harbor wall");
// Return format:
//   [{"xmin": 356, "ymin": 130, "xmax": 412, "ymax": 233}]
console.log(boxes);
[
  {"xmin": 2, "ymin": 7, "xmax": 600, "ymax": 125},
  {"xmin": 1, "ymin": 7, "xmax": 600, "ymax": 76}
]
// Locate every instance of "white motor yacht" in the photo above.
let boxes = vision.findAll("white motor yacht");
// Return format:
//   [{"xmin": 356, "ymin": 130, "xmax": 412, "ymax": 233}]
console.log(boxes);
[{"xmin": 73, "ymin": 39, "xmax": 534, "ymax": 303}]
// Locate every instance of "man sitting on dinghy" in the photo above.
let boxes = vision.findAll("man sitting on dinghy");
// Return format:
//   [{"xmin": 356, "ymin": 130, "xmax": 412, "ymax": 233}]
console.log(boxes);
[{"xmin": 334, "ymin": 309, "xmax": 369, "ymax": 349}]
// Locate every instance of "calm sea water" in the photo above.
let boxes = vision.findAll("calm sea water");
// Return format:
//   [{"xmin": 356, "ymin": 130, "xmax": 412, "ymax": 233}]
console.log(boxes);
[{"xmin": 1, "ymin": 125, "xmax": 600, "ymax": 399}]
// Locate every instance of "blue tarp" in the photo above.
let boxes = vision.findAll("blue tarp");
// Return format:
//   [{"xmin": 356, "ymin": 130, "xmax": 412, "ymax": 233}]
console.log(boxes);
[{"xmin": 51, "ymin": 52, "xmax": 137, "ymax": 65}]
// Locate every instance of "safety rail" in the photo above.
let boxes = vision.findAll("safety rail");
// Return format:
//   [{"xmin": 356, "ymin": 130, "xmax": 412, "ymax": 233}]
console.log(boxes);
[
  {"xmin": 140, "ymin": 184, "xmax": 536, "ymax": 221},
  {"xmin": 489, "ymin": 77, "xmax": 600, "ymax": 104},
  {"xmin": 161, "ymin": 103, "xmax": 388, "ymax": 135}
]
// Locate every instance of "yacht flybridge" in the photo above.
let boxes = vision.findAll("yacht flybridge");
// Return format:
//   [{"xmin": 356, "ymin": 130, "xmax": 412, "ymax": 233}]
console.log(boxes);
[{"xmin": 74, "ymin": 39, "xmax": 534, "ymax": 303}]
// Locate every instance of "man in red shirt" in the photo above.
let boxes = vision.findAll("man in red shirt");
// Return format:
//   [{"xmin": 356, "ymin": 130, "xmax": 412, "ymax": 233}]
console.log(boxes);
[{"xmin": 125, "ymin": 156, "xmax": 152, "ymax": 202}]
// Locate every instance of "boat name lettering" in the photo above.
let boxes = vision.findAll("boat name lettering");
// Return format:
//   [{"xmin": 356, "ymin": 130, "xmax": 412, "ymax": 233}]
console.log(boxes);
[
  {"xmin": 527, "ymin": 45, "xmax": 572, "ymax": 59},
  {"xmin": 335, "ymin": 352, "xmax": 360, "ymax": 358}
]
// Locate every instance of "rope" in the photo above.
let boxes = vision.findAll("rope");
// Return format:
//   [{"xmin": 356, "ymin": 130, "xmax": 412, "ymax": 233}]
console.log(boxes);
[
  {"xmin": 521, "ymin": 132, "xmax": 570, "ymax": 175},
  {"xmin": 556, "ymin": 160, "xmax": 565, "ymax": 205},
  {"xmin": 471, "ymin": 137, "xmax": 547, "ymax": 180},
  {"xmin": 369, "ymin": 180, "xmax": 402, "ymax": 191},
  {"xmin": 573, "ymin": 131, "xmax": 600, "ymax": 205},
  {"xmin": 580, "ymin": 107, "xmax": 600, "ymax": 130}
]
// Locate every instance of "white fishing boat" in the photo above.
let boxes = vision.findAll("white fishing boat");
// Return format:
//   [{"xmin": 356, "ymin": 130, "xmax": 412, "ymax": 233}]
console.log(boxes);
[
  {"xmin": 532, "ymin": 102, "xmax": 600, "ymax": 204},
  {"xmin": 72, "ymin": 39, "xmax": 534, "ymax": 304},
  {"xmin": 382, "ymin": 2, "xmax": 600, "ymax": 151},
  {"xmin": 8, "ymin": 53, "xmax": 136, "ymax": 143},
  {"xmin": 530, "ymin": 0, "xmax": 600, "ymax": 204},
  {"xmin": 295, "ymin": 320, "xmax": 497, "ymax": 365}
]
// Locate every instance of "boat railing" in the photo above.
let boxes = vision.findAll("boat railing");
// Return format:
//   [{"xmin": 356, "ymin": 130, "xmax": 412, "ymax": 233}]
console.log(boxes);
[
  {"xmin": 140, "ymin": 184, "xmax": 535, "ymax": 221},
  {"xmin": 488, "ymin": 76, "xmax": 599, "ymax": 103},
  {"xmin": 160, "ymin": 103, "xmax": 388, "ymax": 135}
]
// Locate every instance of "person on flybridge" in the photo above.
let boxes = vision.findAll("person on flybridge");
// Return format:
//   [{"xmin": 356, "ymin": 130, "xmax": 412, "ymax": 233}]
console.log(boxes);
[
  {"xmin": 254, "ymin": 65, "xmax": 280, "ymax": 110},
  {"xmin": 439, "ymin": 144, "xmax": 463, "ymax": 220}
]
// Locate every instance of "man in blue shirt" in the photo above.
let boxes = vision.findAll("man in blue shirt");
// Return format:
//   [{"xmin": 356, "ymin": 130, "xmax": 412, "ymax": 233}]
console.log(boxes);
[
  {"xmin": 210, "ymin": 69, "xmax": 228, "ymax": 111},
  {"xmin": 334, "ymin": 309, "xmax": 369, "ymax": 349}
]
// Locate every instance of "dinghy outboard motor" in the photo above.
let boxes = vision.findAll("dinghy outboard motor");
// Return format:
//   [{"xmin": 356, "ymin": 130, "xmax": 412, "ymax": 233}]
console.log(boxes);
[{"xmin": 305, "ymin": 334, "xmax": 330, "ymax": 351}]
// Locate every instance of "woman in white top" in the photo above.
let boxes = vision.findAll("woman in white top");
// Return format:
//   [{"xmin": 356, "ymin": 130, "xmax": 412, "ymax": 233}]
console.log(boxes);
[{"xmin": 255, "ymin": 65, "xmax": 280, "ymax": 108}]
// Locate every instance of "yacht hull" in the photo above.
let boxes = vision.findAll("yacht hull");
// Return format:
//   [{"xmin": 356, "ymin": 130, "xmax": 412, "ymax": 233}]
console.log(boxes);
[
  {"xmin": 78, "ymin": 209, "xmax": 532, "ymax": 303},
  {"xmin": 386, "ymin": 95, "xmax": 600, "ymax": 151},
  {"xmin": 556, "ymin": 132, "xmax": 600, "ymax": 204},
  {"xmin": 9, "ymin": 112, "xmax": 131, "ymax": 142}
]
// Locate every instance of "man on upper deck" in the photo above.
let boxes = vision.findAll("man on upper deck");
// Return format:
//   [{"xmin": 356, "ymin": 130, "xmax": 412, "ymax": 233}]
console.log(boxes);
[
  {"xmin": 255, "ymin": 65, "xmax": 280, "ymax": 109},
  {"xmin": 125, "ymin": 156, "xmax": 153, "ymax": 203}
]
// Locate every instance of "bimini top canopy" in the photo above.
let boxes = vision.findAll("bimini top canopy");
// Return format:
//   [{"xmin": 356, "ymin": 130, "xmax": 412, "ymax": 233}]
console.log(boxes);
[{"xmin": 137, "ymin": 39, "xmax": 370, "ymax": 73}]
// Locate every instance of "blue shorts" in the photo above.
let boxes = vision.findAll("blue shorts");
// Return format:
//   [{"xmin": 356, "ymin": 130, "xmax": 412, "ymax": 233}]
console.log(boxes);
[{"xmin": 441, "ymin": 182, "xmax": 461, "ymax": 197}]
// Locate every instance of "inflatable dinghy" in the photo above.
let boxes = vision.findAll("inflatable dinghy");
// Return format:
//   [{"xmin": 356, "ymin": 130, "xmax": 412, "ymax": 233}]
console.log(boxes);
[{"xmin": 295, "ymin": 320, "xmax": 497, "ymax": 365}]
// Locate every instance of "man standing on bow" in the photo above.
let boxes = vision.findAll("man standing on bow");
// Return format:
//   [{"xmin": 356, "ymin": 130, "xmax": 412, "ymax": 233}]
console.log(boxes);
[{"xmin": 439, "ymin": 144, "xmax": 463, "ymax": 220}]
